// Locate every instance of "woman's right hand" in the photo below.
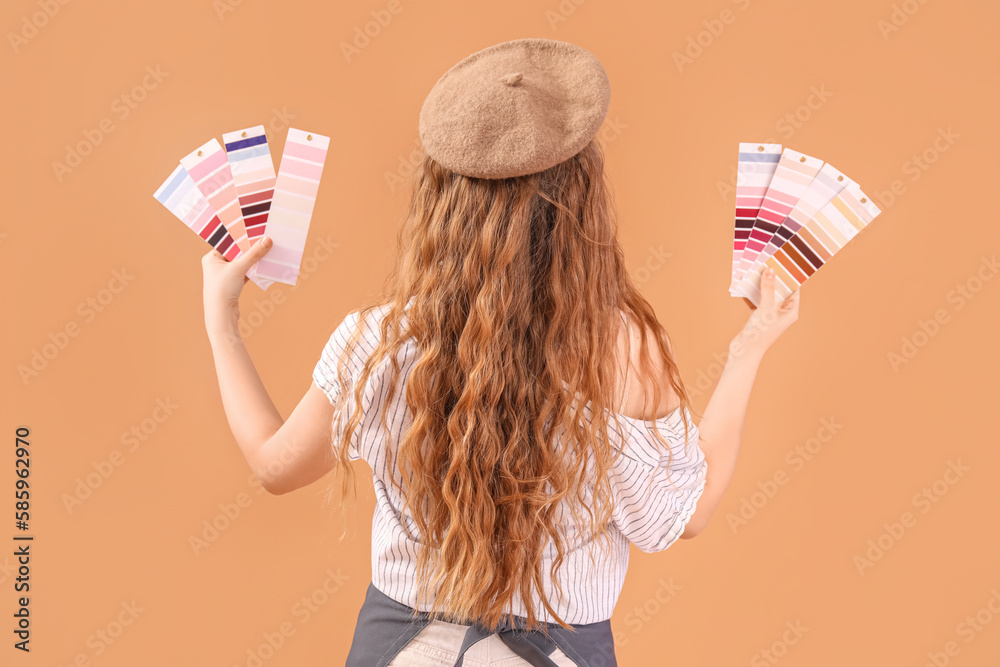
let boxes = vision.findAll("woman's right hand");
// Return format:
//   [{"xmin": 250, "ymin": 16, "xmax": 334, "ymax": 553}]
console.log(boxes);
[{"xmin": 734, "ymin": 267, "xmax": 800, "ymax": 358}]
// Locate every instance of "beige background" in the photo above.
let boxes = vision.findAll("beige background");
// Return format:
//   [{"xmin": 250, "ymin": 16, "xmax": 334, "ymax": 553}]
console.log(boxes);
[{"xmin": 4, "ymin": 0, "xmax": 999, "ymax": 664}]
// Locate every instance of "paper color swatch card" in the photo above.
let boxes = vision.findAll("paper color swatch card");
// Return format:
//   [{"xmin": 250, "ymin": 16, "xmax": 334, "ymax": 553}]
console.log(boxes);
[
  {"xmin": 735, "ymin": 148, "xmax": 824, "ymax": 285},
  {"xmin": 154, "ymin": 165, "xmax": 242, "ymax": 261},
  {"xmin": 729, "ymin": 143, "xmax": 882, "ymax": 306},
  {"xmin": 731, "ymin": 143, "xmax": 782, "ymax": 294},
  {"xmin": 759, "ymin": 183, "xmax": 881, "ymax": 304},
  {"xmin": 253, "ymin": 128, "xmax": 330, "ymax": 286},
  {"xmin": 223, "ymin": 125, "xmax": 276, "ymax": 242},
  {"xmin": 179, "ymin": 138, "xmax": 250, "ymax": 250}
]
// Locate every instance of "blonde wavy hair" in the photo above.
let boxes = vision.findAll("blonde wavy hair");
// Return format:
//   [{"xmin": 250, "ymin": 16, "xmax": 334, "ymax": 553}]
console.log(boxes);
[{"xmin": 323, "ymin": 137, "xmax": 693, "ymax": 632}]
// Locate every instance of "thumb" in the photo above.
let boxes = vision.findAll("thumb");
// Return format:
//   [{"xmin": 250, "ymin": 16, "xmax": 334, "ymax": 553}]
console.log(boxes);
[
  {"xmin": 757, "ymin": 266, "xmax": 776, "ymax": 311},
  {"xmin": 232, "ymin": 236, "xmax": 273, "ymax": 273}
]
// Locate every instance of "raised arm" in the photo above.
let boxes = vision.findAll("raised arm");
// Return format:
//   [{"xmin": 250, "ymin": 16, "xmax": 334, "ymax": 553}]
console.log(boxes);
[
  {"xmin": 201, "ymin": 238, "xmax": 339, "ymax": 495},
  {"xmin": 681, "ymin": 268, "xmax": 800, "ymax": 537}
]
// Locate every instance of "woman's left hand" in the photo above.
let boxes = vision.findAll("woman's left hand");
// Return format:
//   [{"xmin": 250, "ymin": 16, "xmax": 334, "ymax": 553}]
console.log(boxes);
[{"xmin": 202, "ymin": 236, "xmax": 273, "ymax": 330}]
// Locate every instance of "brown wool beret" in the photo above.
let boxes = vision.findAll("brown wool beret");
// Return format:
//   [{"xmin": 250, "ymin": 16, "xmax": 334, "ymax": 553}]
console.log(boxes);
[{"xmin": 418, "ymin": 38, "xmax": 612, "ymax": 180}]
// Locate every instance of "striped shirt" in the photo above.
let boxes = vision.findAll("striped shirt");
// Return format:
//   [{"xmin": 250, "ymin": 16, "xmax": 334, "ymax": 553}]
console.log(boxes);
[{"xmin": 311, "ymin": 303, "xmax": 708, "ymax": 625}]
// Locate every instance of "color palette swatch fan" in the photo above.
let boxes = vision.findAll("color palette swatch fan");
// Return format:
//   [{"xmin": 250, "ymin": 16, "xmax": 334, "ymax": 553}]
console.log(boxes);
[
  {"xmin": 153, "ymin": 125, "xmax": 330, "ymax": 289},
  {"xmin": 729, "ymin": 142, "xmax": 882, "ymax": 306}
]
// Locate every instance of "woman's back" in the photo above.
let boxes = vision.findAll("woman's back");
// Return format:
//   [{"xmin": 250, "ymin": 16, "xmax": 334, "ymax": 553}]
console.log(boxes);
[{"xmin": 311, "ymin": 304, "xmax": 708, "ymax": 625}]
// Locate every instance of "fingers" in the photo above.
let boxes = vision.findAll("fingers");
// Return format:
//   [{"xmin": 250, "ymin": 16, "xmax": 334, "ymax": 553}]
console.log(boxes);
[
  {"xmin": 742, "ymin": 297, "xmax": 757, "ymax": 311},
  {"xmin": 231, "ymin": 236, "xmax": 273, "ymax": 274}
]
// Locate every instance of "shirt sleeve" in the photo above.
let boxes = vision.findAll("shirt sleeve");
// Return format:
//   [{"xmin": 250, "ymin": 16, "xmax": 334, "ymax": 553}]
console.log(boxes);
[
  {"xmin": 609, "ymin": 408, "xmax": 707, "ymax": 553},
  {"xmin": 312, "ymin": 310, "xmax": 365, "ymax": 461}
]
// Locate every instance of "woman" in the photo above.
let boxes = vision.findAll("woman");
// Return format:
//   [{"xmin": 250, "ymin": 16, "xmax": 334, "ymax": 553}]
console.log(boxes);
[{"xmin": 201, "ymin": 38, "xmax": 799, "ymax": 667}]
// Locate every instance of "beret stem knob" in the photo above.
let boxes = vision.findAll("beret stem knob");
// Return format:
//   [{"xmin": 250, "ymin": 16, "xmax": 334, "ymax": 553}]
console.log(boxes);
[{"xmin": 500, "ymin": 72, "xmax": 523, "ymax": 86}]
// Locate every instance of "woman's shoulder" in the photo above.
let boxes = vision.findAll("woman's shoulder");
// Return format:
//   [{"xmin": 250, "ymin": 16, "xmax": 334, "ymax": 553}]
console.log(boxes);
[{"xmin": 615, "ymin": 310, "xmax": 682, "ymax": 422}]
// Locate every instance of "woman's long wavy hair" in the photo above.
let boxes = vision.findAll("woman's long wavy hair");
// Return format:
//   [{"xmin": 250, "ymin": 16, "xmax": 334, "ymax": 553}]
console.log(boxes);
[{"xmin": 322, "ymin": 137, "xmax": 694, "ymax": 632}]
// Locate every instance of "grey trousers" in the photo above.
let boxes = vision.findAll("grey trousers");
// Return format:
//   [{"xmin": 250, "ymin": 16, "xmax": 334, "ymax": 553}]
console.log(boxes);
[{"xmin": 344, "ymin": 582, "xmax": 618, "ymax": 667}]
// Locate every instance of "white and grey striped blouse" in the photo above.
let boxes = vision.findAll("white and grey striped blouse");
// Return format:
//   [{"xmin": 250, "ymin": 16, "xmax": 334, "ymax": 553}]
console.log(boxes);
[{"xmin": 311, "ymin": 304, "xmax": 707, "ymax": 625}]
